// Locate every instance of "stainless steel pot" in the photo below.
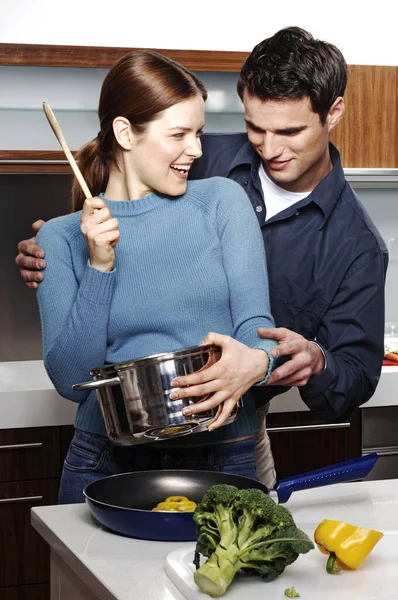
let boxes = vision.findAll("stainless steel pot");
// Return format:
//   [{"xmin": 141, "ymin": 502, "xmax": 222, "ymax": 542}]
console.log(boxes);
[{"xmin": 73, "ymin": 344, "xmax": 239, "ymax": 446}]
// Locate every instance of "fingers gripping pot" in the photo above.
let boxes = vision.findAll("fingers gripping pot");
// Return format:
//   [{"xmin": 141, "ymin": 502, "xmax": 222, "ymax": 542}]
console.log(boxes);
[{"xmin": 73, "ymin": 344, "xmax": 240, "ymax": 445}]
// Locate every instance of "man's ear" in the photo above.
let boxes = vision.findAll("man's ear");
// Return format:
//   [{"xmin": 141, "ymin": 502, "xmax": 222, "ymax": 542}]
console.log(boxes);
[
  {"xmin": 113, "ymin": 116, "xmax": 134, "ymax": 150},
  {"xmin": 327, "ymin": 97, "xmax": 345, "ymax": 132}
]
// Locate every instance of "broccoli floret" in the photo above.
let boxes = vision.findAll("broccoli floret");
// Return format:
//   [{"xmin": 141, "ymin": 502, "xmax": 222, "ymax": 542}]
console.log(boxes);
[
  {"xmin": 193, "ymin": 486, "xmax": 313, "ymax": 598},
  {"xmin": 285, "ymin": 586, "xmax": 300, "ymax": 597}
]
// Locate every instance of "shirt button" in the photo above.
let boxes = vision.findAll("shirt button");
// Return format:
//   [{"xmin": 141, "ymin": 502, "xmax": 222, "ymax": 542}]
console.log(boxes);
[
  {"xmin": 295, "ymin": 210, "xmax": 300, "ymax": 216},
  {"xmin": 244, "ymin": 180, "xmax": 248, "ymax": 185},
  {"xmin": 256, "ymin": 206, "xmax": 263, "ymax": 212}
]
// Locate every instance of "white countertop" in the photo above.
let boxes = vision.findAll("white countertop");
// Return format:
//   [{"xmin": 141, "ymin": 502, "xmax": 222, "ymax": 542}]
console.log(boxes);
[
  {"xmin": 269, "ymin": 365, "xmax": 398, "ymax": 413},
  {"xmin": 31, "ymin": 479, "xmax": 398, "ymax": 600},
  {"xmin": 0, "ymin": 360, "xmax": 77, "ymax": 428},
  {"xmin": 1, "ymin": 360, "xmax": 397, "ymax": 429}
]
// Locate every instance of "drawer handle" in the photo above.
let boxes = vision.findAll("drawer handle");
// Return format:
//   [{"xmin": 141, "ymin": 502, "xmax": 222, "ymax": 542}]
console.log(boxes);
[
  {"xmin": 363, "ymin": 447, "xmax": 398, "ymax": 457},
  {"xmin": 0, "ymin": 442, "xmax": 43, "ymax": 450},
  {"xmin": 0, "ymin": 495, "xmax": 43, "ymax": 504},
  {"xmin": 267, "ymin": 423, "xmax": 351, "ymax": 433}
]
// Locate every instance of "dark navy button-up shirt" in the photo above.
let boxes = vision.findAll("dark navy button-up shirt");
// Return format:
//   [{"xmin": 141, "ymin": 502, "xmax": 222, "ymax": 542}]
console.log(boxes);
[{"xmin": 190, "ymin": 133, "xmax": 388, "ymax": 423}]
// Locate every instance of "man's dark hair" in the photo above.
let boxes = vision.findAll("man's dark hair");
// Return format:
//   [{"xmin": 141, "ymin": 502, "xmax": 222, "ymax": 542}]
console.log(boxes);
[{"xmin": 237, "ymin": 26, "xmax": 347, "ymax": 125}]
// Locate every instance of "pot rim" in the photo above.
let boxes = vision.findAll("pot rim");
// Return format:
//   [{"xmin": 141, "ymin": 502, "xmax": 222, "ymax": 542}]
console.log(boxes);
[{"xmin": 89, "ymin": 343, "xmax": 220, "ymax": 375}]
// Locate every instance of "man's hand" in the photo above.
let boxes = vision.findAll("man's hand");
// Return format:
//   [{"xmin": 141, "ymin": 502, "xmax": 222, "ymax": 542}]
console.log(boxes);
[
  {"xmin": 15, "ymin": 220, "xmax": 47, "ymax": 289},
  {"xmin": 257, "ymin": 327, "xmax": 325, "ymax": 387}
]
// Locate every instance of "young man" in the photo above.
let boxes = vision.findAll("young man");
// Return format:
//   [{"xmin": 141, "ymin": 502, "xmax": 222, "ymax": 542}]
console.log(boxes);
[{"xmin": 15, "ymin": 27, "xmax": 388, "ymax": 488}]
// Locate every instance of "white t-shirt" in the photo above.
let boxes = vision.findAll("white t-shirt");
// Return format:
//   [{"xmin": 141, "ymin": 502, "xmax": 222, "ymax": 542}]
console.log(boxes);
[{"xmin": 259, "ymin": 162, "xmax": 310, "ymax": 222}]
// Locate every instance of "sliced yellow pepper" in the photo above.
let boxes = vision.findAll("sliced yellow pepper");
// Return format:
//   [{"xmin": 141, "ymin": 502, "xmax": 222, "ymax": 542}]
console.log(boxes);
[
  {"xmin": 314, "ymin": 519, "xmax": 384, "ymax": 574},
  {"xmin": 152, "ymin": 496, "xmax": 197, "ymax": 512}
]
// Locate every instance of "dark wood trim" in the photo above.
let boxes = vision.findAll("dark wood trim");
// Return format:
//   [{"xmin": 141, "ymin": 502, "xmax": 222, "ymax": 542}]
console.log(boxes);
[
  {"xmin": 0, "ymin": 150, "xmax": 72, "ymax": 173},
  {"xmin": 0, "ymin": 150, "xmax": 70, "ymax": 161},
  {"xmin": 0, "ymin": 43, "xmax": 249, "ymax": 72},
  {"xmin": 0, "ymin": 164, "xmax": 72, "ymax": 173}
]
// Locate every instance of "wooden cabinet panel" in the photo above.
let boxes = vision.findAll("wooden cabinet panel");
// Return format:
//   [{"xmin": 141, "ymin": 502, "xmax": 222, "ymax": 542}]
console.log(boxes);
[
  {"xmin": 0, "ymin": 479, "xmax": 59, "ymax": 587},
  {"xmin": 330, "ymin": 65, "xmax": 398, "ymax": 168},
  {"xmin": 0, "ymin": 428, "xmax": 60, "ymax": 483},
  {"xmin": 0, "ymin": 583, "xmax": 49, "ymax": 600},
  {"xmin": 267, "ymin": 410, "xmax": 362, "ymax": 480},
  {"xmin": 0, "ymin": 43, "xmax": 248, "ymax": 72}
]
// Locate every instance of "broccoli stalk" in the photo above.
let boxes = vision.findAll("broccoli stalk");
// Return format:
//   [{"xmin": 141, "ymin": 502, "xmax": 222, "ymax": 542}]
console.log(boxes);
[
  {"xmin": 193, "ymin": 542, "xmax": 243, "ymax": 597},
  {"xmin": 193, "ymin": 485, "xmax": 314, "ymax": 598}
]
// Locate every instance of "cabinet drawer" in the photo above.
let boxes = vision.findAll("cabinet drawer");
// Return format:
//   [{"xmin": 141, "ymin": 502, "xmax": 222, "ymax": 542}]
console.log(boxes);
[
  {"xmin": 362, "ymin": 406, "xmax": 398, "ymax": 448},
  {"xmin": 0, "ymin": 427, "xmax": 60, "ymax": 482},
  {"xmin": 0, "ymin": 583, "xmax": 50, "ymax": 600},
  {"xmin": 266, "ymin": 410, "xmax": 361, "ymax": 479},
  {"xmin": 0, "ymin": 479, "xmax": 59, "ymax": 587},
  {"xmin": 362, "ymin": 449, "xmax": 398, "ymax": 481}
]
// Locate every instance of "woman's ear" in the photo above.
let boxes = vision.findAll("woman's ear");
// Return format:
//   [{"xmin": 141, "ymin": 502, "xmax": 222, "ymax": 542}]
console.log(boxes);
[
  {"xmin": 113, "ymin": 116, "xmax": 134, "ymax": 150},
  {"xmin": 327, "ymin": 97, "xmax": 345, "ymax": 132}
]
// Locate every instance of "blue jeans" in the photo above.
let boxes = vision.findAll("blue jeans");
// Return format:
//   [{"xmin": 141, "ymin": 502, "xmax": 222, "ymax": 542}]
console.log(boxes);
[{"xmin": 58, "ymin": 429, "xmax": 257, "ymax": 504}]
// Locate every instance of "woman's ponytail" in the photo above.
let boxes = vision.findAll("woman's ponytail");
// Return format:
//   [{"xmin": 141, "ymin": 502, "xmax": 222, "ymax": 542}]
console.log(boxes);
[{"xmin": 71, "ymin": 136, "xmax": 110, "ymax": 212}]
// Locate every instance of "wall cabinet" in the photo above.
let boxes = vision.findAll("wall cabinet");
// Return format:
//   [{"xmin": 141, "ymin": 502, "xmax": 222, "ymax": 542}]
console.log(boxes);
[
  {"xmin": 0, "ymin": 44, "xmax": 397, "ymax": 168},
  {"xmin": 330, "ymin": 65, "xmax": 397, "ymax": 168}
]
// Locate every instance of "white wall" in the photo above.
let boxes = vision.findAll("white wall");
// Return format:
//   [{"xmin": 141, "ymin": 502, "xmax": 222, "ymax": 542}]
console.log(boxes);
[{"xmin": 0, "ymin": 0, "xmax": 397, "ymax": 66}]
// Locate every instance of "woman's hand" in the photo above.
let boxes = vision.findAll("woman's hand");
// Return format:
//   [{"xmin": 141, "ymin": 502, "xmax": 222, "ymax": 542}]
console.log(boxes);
[
  {"xmin": 169, "ymin": 332, "xmax": 269, "ymax": 431},
  {"xmin": 80, "ymin": 198, "xmax": 120, "ymax": 272}
]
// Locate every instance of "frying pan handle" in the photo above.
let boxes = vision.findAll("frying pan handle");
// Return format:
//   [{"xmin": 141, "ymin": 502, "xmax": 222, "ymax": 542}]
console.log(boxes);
[
  {"xmin": 275, "ymin": 453, "xmax": 378, "ymax": 504},
  {"xmin": 72, "ymin": 376, "xmax": 121, "ymax": 391}
]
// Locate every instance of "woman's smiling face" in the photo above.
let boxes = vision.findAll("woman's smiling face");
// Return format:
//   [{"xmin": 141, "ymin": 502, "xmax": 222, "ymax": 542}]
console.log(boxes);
[{"xmin": 125, "ymin": 94, "xmax": 205, "ymax": 198}]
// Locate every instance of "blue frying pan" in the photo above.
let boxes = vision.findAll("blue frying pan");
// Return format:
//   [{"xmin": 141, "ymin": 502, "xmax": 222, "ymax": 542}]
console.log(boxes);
[{"xmin": 84, "ymin": 453, "xmax": 378, "ymax": 542}]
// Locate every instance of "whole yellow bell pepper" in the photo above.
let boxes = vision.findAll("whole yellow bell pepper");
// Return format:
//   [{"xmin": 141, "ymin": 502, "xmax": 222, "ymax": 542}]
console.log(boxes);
[{"xmin": 314, "ymin": 519, "xmax": 384, "ymax": 574}]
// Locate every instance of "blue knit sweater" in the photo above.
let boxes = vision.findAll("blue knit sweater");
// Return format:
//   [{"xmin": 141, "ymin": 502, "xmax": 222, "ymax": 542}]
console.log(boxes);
[{"xmin": 36, "ymin": 177, "xmax": 277, "ymax": 444}]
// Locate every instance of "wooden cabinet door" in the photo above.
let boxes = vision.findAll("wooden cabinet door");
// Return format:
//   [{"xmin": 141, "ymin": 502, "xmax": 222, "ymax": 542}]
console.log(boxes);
[
  {"xmin": 330, "ymin": 65, "xmax": 398, "ymax": 168},
  {"xmin": 0, "ymin": 584, "xmax": 50, "ymax": 600},
  {"xmin": 0, "ymin": 428, "xmax": 60, "ymax": 483},
  {"xmin": 0, "ymin": 479, "xmax": 58, "ymax": 587},
  {"xmin": 267, "ymin": 409, "xmax": 362, "ymax": 480}
]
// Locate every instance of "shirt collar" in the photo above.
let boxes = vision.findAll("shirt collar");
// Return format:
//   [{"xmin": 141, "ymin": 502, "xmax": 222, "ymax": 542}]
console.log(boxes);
[
  {"xmin": 308, "ymin": 144, "xmax": 347, "ymax": 224},
  {"xmin": 227, "ymin": 140, "xmax": 346, "ymax": 224},
  {"xmin": 227, "ymin": 139, "xmax": 260, "ymax": 173}
]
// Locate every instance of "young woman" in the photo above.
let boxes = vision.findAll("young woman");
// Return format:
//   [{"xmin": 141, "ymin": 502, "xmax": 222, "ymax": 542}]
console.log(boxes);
[{"xmin": 35, "ymin": 50, "xmax": 278, "ymax": 503}]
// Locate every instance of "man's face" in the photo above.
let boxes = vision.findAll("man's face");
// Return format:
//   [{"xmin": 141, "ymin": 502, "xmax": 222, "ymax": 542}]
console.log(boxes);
[{"xmin": 243, "ymin": 91, "xmax": 336, "ymax": 193}]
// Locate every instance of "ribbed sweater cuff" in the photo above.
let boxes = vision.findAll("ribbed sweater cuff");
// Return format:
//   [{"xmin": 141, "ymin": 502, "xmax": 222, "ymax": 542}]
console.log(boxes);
[
  {"xmin": 253, "ymin": 342, "xmax": 278, "ymax": 385},
  {"xmin": 78, "ymin": 261, "xmax": 116, "ymax": 305}
]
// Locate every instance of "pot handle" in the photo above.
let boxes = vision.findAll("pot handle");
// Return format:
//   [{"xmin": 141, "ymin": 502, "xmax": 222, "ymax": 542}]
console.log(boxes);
[
  {"xmin": 72, "ymin": 376, "xmax": 121, "ymax": 391},
  {"xmin": 274, "ymin": 453, "xmax": 378, "ymax": 504}
]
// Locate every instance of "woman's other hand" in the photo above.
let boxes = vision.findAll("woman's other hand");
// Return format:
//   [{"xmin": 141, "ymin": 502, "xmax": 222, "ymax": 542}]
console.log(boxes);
[
  {"xmin": 80, "ymin": 198, "xmax": 120, "ymax": 272},
  {"xmin": 169, "ymin": 332, "xmax": 269, "ymax": 431},
  {"xmin": 15, "ymin": 220, "xmax": 46, "ymax": 289}
]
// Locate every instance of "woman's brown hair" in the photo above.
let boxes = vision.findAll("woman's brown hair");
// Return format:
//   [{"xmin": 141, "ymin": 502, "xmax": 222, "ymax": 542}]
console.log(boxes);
[{"xmin": 72, "ymin": 51, "xmax": 207, "ymax": 211}]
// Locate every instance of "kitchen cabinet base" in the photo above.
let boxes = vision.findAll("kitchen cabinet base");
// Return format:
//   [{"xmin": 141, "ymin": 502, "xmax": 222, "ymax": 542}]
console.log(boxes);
[
  {"xmin": 50, "ymin": 550, "xmax": 99, "ymax": 600},
  {"xmin": 267, "ymin": 410, "xmax": 361, "ymax": 479},
  {"xmin": 0, "ymin": 583, "xmax": 50, "ymax": 600}
]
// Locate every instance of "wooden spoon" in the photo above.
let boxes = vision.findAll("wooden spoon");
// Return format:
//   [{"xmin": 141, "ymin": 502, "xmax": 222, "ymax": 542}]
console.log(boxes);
[{"xmin": 42, "ymin": 101, "xmax": 92, "ymax": 199}]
